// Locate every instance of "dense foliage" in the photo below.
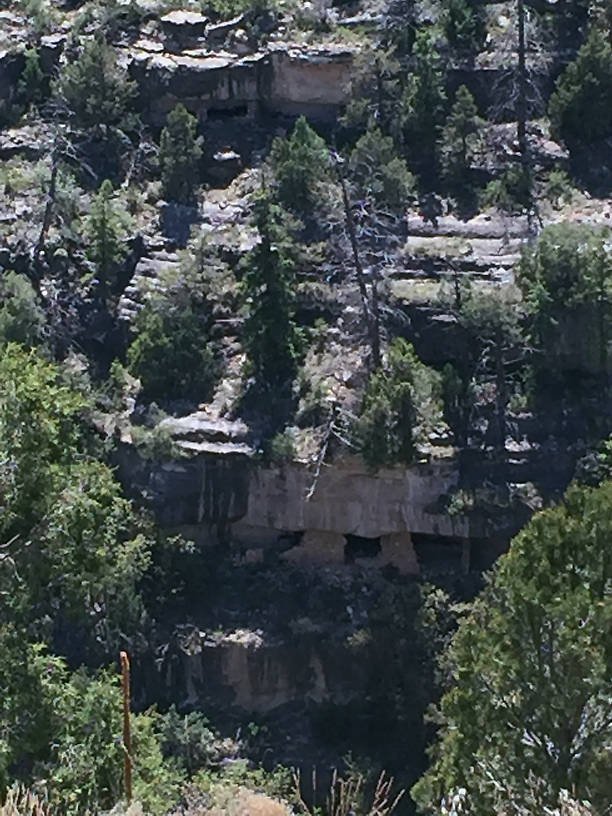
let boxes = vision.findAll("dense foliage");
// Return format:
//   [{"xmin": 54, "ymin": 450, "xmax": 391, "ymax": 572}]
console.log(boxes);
[
  {"xmin": 85, "ymin": 179, "xmax": 131, "ymax": 296},
  {"xmin": 269, "ymin": 115, "xmax": 330, "ymax": 213},
  {"xmin": 413, "ymin": 480, "xmax": 612, "ymax": 815},
  {"xmin": 357, "ymin": 338, "xmax": 441, "ymax": 470},
  {"xmin": 438, "ymin": 86, "xmax": 483, "ymax": 184},
  {"xmin": 0, "ymin": 345, "xmax": 151, "ymax": 659},
  {"xmin": 519, "ymin": 223, "xmax": 612, "ymax": 377},
  {"xmin": 159, "ymin": 104, "xmax": 203, "ymax": 204},
  {"xmin": 127, "ymin": 305, "xmax": 218, "ymax": 402},
  {"xmin": 2, "ymin": 2, "xmax": 612, "ymax": 813},
  {"xmin": 53, "ymin": 38, "xmax": 136, "ymax": 134},
  {"xmin": 549, "ymin": 27, "xmax": 612, "ymax": 146},
  {"xmin": 241, "ymin": 195, "xmax": 300, "ymax": 389}
]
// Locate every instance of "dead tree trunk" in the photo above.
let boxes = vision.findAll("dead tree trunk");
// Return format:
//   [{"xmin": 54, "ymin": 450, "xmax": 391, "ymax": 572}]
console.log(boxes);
[
  {"xmin": 32, "ymin": 138, "xmax": 60, "ymax": 291},
  {"xmin": 517, "ymin": 0, "xmax": 536, "ymax": 230},
  {"xmin": 336, "ymin": 161, "xmax": 382, "ymax": 369}
]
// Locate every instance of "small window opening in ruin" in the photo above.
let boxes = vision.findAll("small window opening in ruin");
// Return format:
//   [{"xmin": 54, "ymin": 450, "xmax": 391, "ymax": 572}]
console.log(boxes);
[
  {"xmin": 207, "ymin": 105, "xmax": 248, "ymax": 120},
  {"xmin": 344, "ymin": 535, "xmax": 381, "ymax": 563},
  {"xmin": 277, "ymin": 530, "xmax": 303, "ymax": 549}
]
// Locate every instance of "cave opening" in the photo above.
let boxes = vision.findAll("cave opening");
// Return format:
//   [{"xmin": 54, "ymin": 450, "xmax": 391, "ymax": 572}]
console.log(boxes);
[
  {"xmin": 206, "ymin": 104, "xmax": 249, "ymax": 120},
  {"xmin": 344, "ymin": 535, "xmax": 382, "ymax": 563}
]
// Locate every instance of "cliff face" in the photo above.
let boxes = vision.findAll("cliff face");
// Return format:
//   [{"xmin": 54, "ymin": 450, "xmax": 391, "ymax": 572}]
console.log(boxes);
[
  {"xmin": 129, "ymin": 45, "xmax": 354, "ymax": 126},
  {"xmin": 156, "ymin": 626, "xmax": 368, "ymax": 713},
  {"xmin": 118, "ymin": 412, "xmax": 493, "ymax": 587}
]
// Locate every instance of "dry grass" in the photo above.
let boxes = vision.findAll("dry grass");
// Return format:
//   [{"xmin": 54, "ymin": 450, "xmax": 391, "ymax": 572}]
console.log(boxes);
[
  {"xmin": 190, "ymin": 786, "xmax": 292, "ymax": 816},
  {"xmin": 0, "ymin": 787, "xmax": 51, "ymax": 816},
  {"xmin": 295, "ymin": 769, "xmax": 405, "ymax": 816}
]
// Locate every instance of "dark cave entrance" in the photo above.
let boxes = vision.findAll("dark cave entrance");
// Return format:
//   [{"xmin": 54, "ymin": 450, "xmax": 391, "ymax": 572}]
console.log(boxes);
[
  {"xmin": 344, "ymin": 534, "xmax": 382, "ymax": 564},
  {"xmin": 206, "ymin": 104, "xmax": 249, "ymax": 120}
]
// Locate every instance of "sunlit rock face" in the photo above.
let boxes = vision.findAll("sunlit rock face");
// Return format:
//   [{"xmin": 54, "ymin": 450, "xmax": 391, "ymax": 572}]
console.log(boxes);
[
  {"xmin": 160, "ymin": 626, "xmax": 367, "ymax": 713},
  {"xmin": 128, "ymin": 43, "xmax": 354, "ymax": 126},
  {"xmin": 117, "ymin": 412, "xmax": 471, "ymax": 580}
]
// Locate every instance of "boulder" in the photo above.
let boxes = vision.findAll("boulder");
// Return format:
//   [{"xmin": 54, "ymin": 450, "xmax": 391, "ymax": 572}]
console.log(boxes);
[{"xmin": 160, "ymin": 9, "xmax": 208, "ymax": 47}]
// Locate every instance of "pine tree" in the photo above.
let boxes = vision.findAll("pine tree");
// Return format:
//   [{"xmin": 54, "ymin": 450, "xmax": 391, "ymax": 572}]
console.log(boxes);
[
  {"xmin": 439, "ymin": 85, "xmax": 483, "ymax": 183},
  {"xmin": 342, "ymin": 47, "xmax": 402, "ymax": 137},
  {"xmin": 443, "ymin": 0, "xmax": 486, "ymax": 51},
  {"xmin": 357, "ymin": 338, "xmax": 443, "ymax": 470},
  {"xmin": 17, "ymin": 48, "xmax": 45, "ymax": 108},
  {"xmin": 549, "ymin": 27, "xmax": 612, "ymax": 146},
  {"xmin": 54, "ymin": 37, "xmax": 136, "ymax": 133},
  {"xmin": 85, "ymin": 179, "xmax": 129, "ymax": 295},
  {"xmin": 159, "ymin": 104, "xmax": 203, "ymax": 204},
  {"xmin": 401, "ymin": 30, "xmax": 447, "ymax": 162},
  {"xmin": 269, "ymin": 115, "xmax": 330, "ymax": 213},
  {"xmin": 242, "ymin": 195, "xmax": 300, "ymax": 389},
  {"xmin": 349, "ymin": 126, "xmax": 417, "ymax": 210},
  {"xmin": 519, "ymin": 222, "xmax": 612, "ymax": 380}
]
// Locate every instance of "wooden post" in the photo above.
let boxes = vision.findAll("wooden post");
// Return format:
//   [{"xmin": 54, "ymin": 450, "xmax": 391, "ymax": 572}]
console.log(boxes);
[{"xmin": 120, "ymin": 651, "xmax": 133, "ymax": 804}]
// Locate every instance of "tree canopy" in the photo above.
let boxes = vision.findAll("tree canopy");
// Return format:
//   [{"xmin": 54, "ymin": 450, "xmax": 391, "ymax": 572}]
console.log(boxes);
[
  {"xmin": 159, "ymin": 103, "xmax": 203, "ymax": 204},
  {"xmin": 54, "ymin": 37, "xmax": 136, "ymax": 133},
  {"xmin": 0, "ymin": 345, "xmax": 151, "ymax": 660},
  {"xmin": 412, "ymin": 479, "xmax": 612, "ymax": 816},
  {"xmin": 241, "ymin": 195, "xmax": 300, "ymax": 389},
  {"xmin": 549, "ymin": 27, "xmax": 612, "ymax": 146},
  {"xmin": 519, "ymin": 223, "xmax": 612, "ymax": 377},
  {"xmin": 269, "ymin": 115, "xmax": 330, "ymax": 213}
]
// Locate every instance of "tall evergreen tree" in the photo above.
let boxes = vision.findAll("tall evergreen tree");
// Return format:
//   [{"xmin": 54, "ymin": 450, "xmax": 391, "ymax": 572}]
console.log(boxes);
[
  {"xmin": 159, "ymin": 104, "xmax": 203, "ymax": 204},
  {"xmin": 54, "ymin": 37, "xmax": 136, "ymax": 133},
  {"xmin": 357, "ymin": 338, "xmax": 420, "ymax": 470},
  {"xmin": 443, "ymin": 0, "xmax": 486, "ymax": 51},
  {"xmin": 349, "ymin": 126, "xmax": 417, "ymax": 210},
  {"xmin": 342, "ymin": 47, "xmax": 402, "ymax": 137},
  {"xmin": 269, "ymin": 115, "xmax": 330, "ymax": 214},
  {"xmin": 242, "ymin": 195, "xmax": 300, "ymax": 389},
  {"xmin": 85, "ymin": 179, "xmax": 129, "ymax": 295},
  {"xmin": 549, "ymin": 27, "xmax": 612, "ymax": 146},
  {"xmin": 17, "ymin": 48, "xmax": 45, "ymax": 108},
  {"xmin": 519, "ymin": 223, "xmax": 612, "ymax": 379},
  {"xmin": 439, "ymin": 85, "xmax": 484, "ymax": 183},
  {"xmin": 401, "ymin": 30, "xmax": 447, "ymax": 162}
]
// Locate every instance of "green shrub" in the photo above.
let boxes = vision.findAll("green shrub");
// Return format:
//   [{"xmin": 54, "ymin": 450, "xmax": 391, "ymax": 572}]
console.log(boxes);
[
  {"xmin": 20, "ymin": 0, "xmax": 57, "ymax": 39},
  {"xmin": 412, "ymin": 480, "xmax": 612, "ymax": 815},
  {"xmin": 201, "ymin": 0, "xmax": 278, "ymax": 19},
  {"xmin": 439, "ymin": 85, "xmax": 483, "ymax": 183},
  {"xmin": 17, "ymin": 49, "xmax": 45, "ymax": 108},
  {"xmin": 543, "ymin": 168, "xmax": 575, "ymax": 208},
  {"xmin": 269, "ymin": 116, "xmax": 330, "ymax": 214},
  {"xmin": 357, "ymin": 338, "xmax": 425, "ymax": 470},
  {"xmin": 349, "ymin": 126, "xmax": 417, "ymax": 209},
  {"xmin": 267, "ymin": 428, "xmax": 296, "ymax": 464},
  {"xmin": 242, "ymin": 195, "xmax": 301, "ymax": 389},
  {"xmin": 400, "ymin": 29, "xmax": 447, "ymax": 159},
  {"xmin": 549, "ymin": 27, "xmax": 612, "ymax": 146},
  {"xmin": 53, "ymin": 38, "xmax": 137, "ymax": 133},
  {"xmin": 84, "ymin": 179, "xmax": 131, "ymax": 295},
  {"xmin": 127, "ymin": 306, "xmax": 218, "ymax": 403},
  {"xmin": 0, "ymin": 272, "xmax": 44, "ymax": 347},
  {"xmin": 443, "ymin": 0, "xmax": 486, "ymax": 51},
  {"xmin": 519, "ymin": 222, "xmax": 612, "ymax": 377},
  {"xmin": 481, "ymin": 166, "xmax": 530, "ymax": 213}
]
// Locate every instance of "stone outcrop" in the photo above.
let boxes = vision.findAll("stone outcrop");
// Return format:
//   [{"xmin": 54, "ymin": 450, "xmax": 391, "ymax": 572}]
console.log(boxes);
[
  {"xmin": 159, "ymin": 625, "xmax": 368, "ymax": 713},
  {"xmin": 118, "ymin": 419, "xmax": 470, "ymax": 577},
  {"xmin": 128, "ymin": 43, "xmax": 354, "ymax": 126}
]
